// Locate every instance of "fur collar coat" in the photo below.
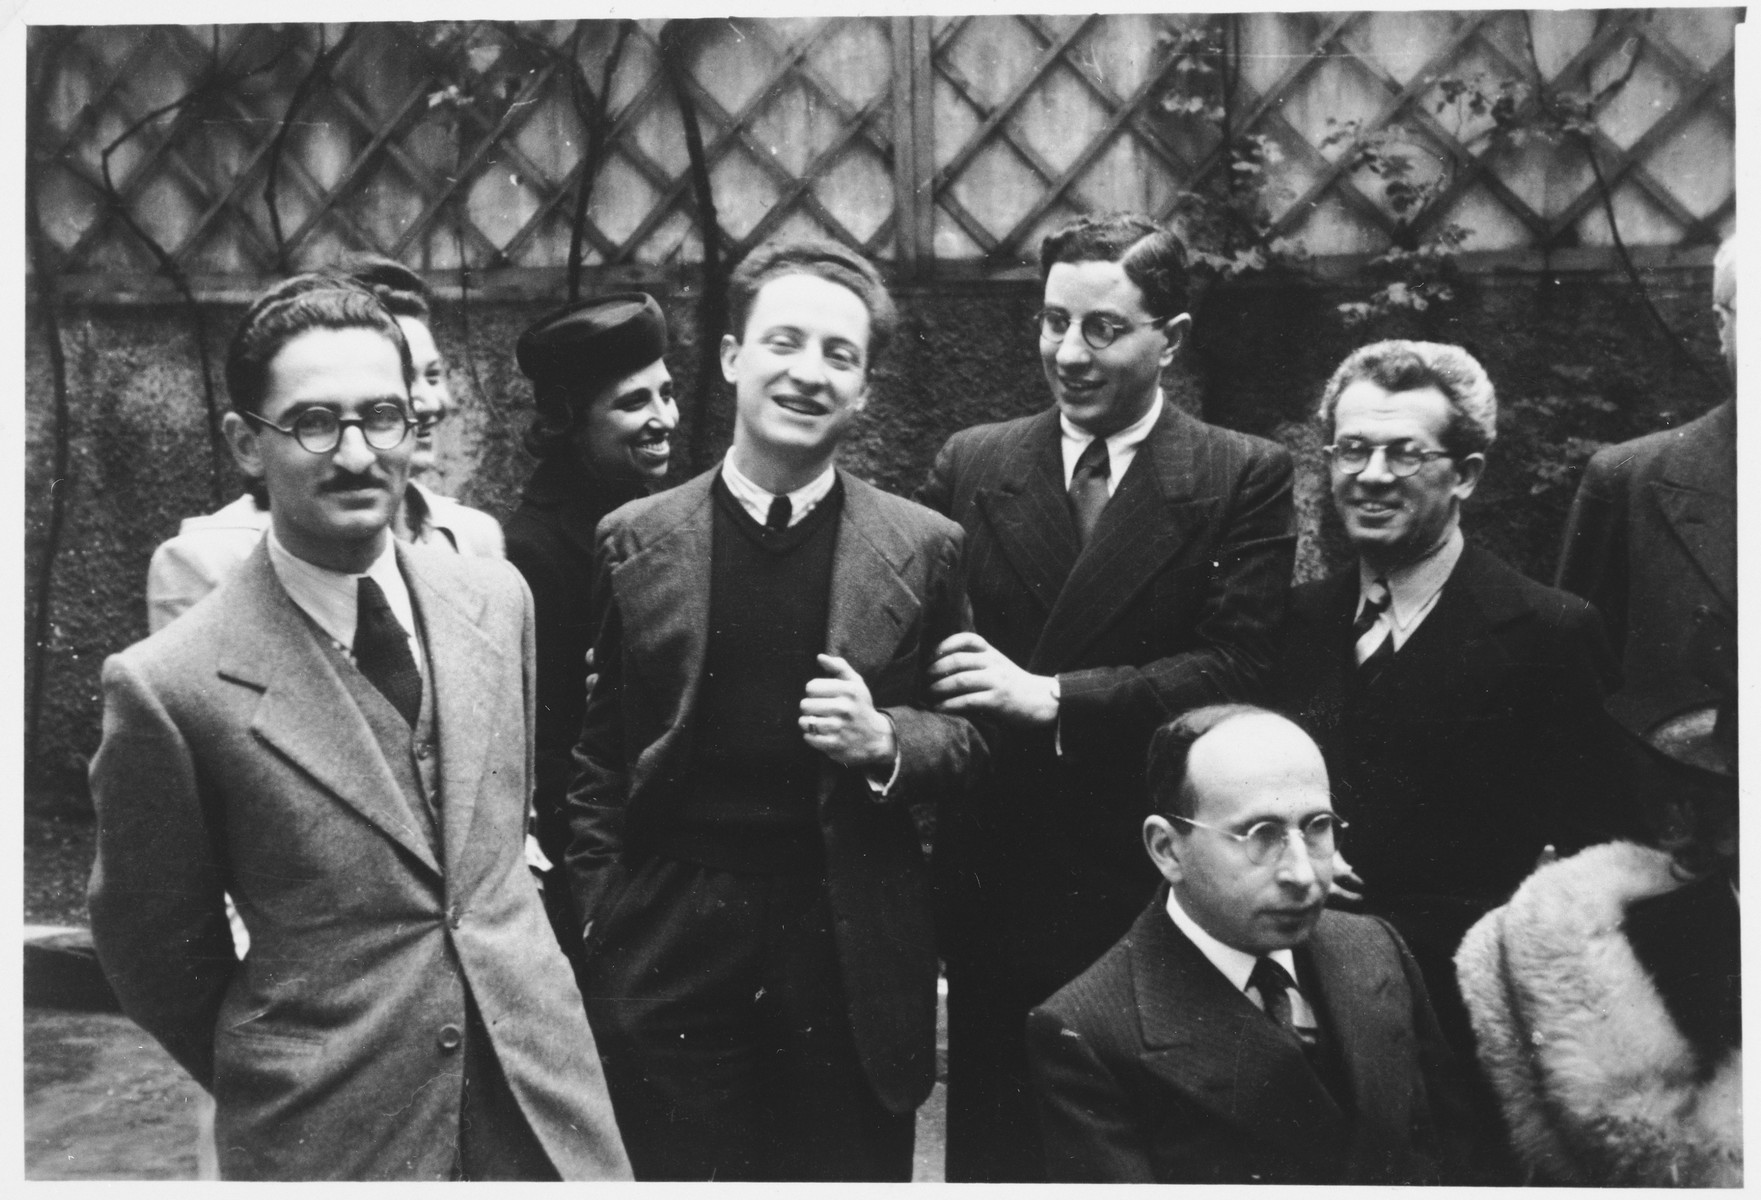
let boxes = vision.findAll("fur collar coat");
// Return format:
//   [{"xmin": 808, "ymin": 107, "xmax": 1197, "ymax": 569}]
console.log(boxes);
[{"xmin": 1456, "ymin": 841, "xmax": 1741, "ymax": 1186}]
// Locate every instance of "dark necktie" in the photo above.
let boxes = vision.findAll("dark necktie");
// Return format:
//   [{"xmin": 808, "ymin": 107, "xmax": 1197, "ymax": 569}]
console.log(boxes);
[
  {"xmin": 765, "ymin": 494, "xmax": 792, "ymax": 532},
  {"xmin": 354, "ymin": 576, "xmax": 422, "ymax": 727},
  {"xmin": 1069, "ymin": 438, "xmax": 1110, "ymax": 545},
  {"xmin": 1352, "ymin": 577, "xmax": 1392, "ymax": 669},
  {"xmin": 1248, "ymin": 956, "xmax": 1316, "ymax": 1051}
]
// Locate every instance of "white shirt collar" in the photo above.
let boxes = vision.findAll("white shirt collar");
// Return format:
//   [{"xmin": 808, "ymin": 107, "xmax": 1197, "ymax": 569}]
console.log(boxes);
[
  {"xmin": 1164, "ymin": 886, "xmax": 1298, "ymax": 995},
  {"xmin": 1059, "ymin": 390, "xmax": 1164, "ymax": 496},
  {"xmin": 1358, "ymin": 524, "xmax": 1465, "ymax": 635},
  {"xmin": 720, "ymin": 453, "xmax": 837, "ymax": 528},
  {"xmin": 266, "ymin": 528, "xmax": 421, "ymax": 673}
]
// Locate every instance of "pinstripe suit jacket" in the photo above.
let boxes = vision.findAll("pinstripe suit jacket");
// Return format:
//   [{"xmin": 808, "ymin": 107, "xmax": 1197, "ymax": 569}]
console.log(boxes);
[
  {"xmin": 1026, "ymin": 895, "xmax": 1465, "ymax": 1183},
  {"xmin": 919, "ymin": 404, "xmax": 1294, "ymax": 978}
]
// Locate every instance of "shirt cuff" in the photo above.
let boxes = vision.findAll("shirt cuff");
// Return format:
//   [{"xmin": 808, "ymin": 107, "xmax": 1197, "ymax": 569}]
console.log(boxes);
[
  {"xmin": 865, "ymin": 714, "xmax": 904, "ymax": 798},
  {"xmin": 1051, "ymin": 675, "xmax": 1065, "ymax": 757}
]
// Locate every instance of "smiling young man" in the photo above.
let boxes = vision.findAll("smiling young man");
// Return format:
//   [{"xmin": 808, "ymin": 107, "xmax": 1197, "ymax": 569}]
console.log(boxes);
[
  {"xmin": 1026, "ymin": 705, "xmax": 1465, "ymax": 1184},
  {"xmin": 916, "ymin": 212, "xmax": 1296, "ymax": 1181},
  {"xmin": 87, "ymin": 276, "xmax": 629, "ymax": 1181},
  {"xmin": 1275, "ymin": 341, "xmax": 1642, "ymax": 1095},
  {"xmin": 503, "ymin": 294, "xmax": 680, "ymax": 954},
  {"xmin": 565, "ymin": 240, "xmax": 983, "ymax": 1181}
]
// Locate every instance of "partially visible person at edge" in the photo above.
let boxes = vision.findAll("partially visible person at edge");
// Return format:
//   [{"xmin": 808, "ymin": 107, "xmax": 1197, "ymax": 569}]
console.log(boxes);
[
  {"xmin": 502, "ymin": 293, "xmax": 678, "ymax": 956},
  {"xmin": 1456, "ymin": 626, "xmax": 1739, "ymax": 1185},
  {"xmin": 144, "ymin": 255, "xmax": 501, "ymax": 634},
  {"xmin": 1554, "ymin": 234, "xmax": 1736, "ymax": 805},
  {"xmin": 916, "ymin": 211, "xmax": 1296, "ymax": 1182}
]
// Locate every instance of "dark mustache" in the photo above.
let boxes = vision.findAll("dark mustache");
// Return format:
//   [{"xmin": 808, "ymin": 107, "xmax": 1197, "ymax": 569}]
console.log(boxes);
[{"xmin": 318, "ymin": 472, "xmax": 390, "ymax": 494}]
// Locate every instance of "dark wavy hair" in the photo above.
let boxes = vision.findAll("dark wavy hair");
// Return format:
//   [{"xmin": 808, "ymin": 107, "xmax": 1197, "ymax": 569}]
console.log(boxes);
[
  {"xmin": 726, "ymin": 238, "xmax": 898, "ymax": 367},
  {"xmin": 224, "ymin": 272, "xmax": 412, "ymax": 416},
  {"xmin": 1039, "ymin": 212, "xmax": 1191, "ymax": 320},
  {"xmin": 339, "ymin": 252, "xmax": 432, "ymax": 322}
]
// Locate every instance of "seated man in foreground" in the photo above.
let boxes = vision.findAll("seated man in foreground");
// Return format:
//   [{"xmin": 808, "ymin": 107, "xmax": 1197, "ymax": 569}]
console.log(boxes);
[{"xmin": 1026, "ymin": 704, "xmax": 1465, "ymax": 1184}]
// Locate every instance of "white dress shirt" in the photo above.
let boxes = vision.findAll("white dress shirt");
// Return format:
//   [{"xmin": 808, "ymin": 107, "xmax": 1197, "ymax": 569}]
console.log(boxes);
[
  {"xmin": 721, "ymin": 454, "xmax": 837, "ymax": 527},
  {"xmin": 1355, "ymin": 525, "xmax": 1465, "ymax": 658},
  {"xmin": 1165, "ymin": 888, "xmax": 1318, "ymax": 1028},
  {"xmin": 1059, "ymin": 390, "xmax": 1164, "ymax": 497},
  {"xmin": 267, "ymin": 528, "xmax": 424, "ymax": 678}
]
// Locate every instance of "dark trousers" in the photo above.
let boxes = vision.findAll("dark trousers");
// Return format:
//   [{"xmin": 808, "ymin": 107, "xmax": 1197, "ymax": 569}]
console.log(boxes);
[
  {"xmin": 943, "ymin": 952, "xmax": 1068, "ymax": 1183},
  {"xmin": 580, "ymin": 856, "xmax": 914, "ymax": 1182},
  {"xmin": 456, "ymin": 990, "xmax": 561, "ymax": 1181}
]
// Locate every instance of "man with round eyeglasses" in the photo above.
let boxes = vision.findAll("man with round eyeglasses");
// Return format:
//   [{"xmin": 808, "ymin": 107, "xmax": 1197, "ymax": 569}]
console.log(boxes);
[
  {"xmin": 88, "ymin": 275, "xmax": 630, "ymax": 1180},
  {"xmin": 144, "ymin": 260, "xmax": 500, "ymax": 636},
  {"xmin": 1026, "ymin": 704, "xmax": 1467, "ymax": 1183},
  {"xmin": 1274, "ymin": 341, "xmax": 1642, "ymax": 1164},
  {"xmin": 917, "ymin": 212, "xmax": 1295, "ymax": 1182}
]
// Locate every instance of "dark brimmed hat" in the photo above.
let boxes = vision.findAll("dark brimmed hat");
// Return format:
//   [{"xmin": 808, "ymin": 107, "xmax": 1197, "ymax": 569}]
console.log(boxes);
[{"xmin": 516, "ymin": 292, "xmax": 667, "ymax": 404}]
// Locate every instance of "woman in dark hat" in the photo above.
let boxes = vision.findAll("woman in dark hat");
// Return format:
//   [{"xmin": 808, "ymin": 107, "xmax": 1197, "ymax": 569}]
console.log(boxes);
[
  {"xmin": 1455, "ymin": 614, "xmax": 1740, "ymax": 1186},
  {"xmin": 503, "ymin": 293, "xmax": 678, "ymax": 952}
]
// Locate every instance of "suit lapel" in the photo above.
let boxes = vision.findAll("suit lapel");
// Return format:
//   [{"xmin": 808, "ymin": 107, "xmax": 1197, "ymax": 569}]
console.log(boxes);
[
  {"xmin": 1131, "ymin": 903, "xmax": 1347, "ymax": 1162},
  {"xmin": 1032, "ymin": 405, "xmax": 1217, "ymax": 672},
  {"xmin": 973, "ymin": 411, "xmax": 1080, "ymax": 618},
  {"xmin": 1655, "ymin": 404, "xmax": 1736, "ymax": 611},
  {"xmin": 218, "ymin": 545, "xmax": 441, "ymax": 877},
  {"xmin": 612, "ymin": 474, "xmax": 716, "ymax": 768},
  {"xmin": 1303, "ymin": 915, "xmax": 1416, "ymax": 1171},
  {"xmin": 825, "ymin": 474, "xmax": 923, "ymax": 676},
  {"xmin": 400, "ymin": 544, "xmax": 501, "ymax": 880}
]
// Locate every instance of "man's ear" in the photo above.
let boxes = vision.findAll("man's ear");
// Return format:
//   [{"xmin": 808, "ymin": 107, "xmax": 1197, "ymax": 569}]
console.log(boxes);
[
  {"xmin": 1452, "ymin": 452, "xmax": 1486, "ymax": 502},
  {"xmin": 1158, "ymin": 313, "xmax": 1192, "ymax": 368},
  {"xmin": 221, "ymin": 411, "xmax": 265, "ymax": 482},
  {"xmin": 1143, "ymin": 815, "xmax": 1186, "ymax": 887},
  {"xmin": 719, "ymin": 333, "xmax": 741, "ymax": 385}
]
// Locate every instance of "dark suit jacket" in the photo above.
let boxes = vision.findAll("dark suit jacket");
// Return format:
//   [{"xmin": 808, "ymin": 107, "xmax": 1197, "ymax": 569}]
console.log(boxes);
[
  {"xmin": 503, "ymin": 456, "xmax": 647, "ymax": 868},
  {"xmin": 88, "ymin": 541, "xmax": 629, "ymax": 1181},
  {"xmin": 919, "ymin": 403, "xmax": 1294, "ymax": 975},
  {"xmin": 1277, "ymin": 542, "xmax": 1638, "ymax": 976},
  {"xmin": 1556, "ymin": 400, "xmax": 1735, "ymax": 734},
  {"xmin": 1026, "ymin": 896, "xmax": 1466, "ymax": 1183},
  {"xmin": 566, "ymin": 466, "xmax": 985, "ymax": 1115}
]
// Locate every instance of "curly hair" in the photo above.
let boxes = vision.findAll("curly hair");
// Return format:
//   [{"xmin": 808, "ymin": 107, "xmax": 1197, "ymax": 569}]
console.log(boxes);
[{"xmin": 1316, "ymin": 340, "xmax": 1497, "ymax": 459}]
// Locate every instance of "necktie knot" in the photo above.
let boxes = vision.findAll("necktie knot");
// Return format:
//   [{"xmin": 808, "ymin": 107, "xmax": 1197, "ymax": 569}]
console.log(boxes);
[
  {"xmin": 765, "ymin": 494, "xmax": 792, "ymax": 532},
  {"xmin": 354, "ymin": 576, "xmax": 422, "ymax": 727},
  {"xmin": 1248, "ymin": 956, "xmax": 1302, "ymax": 1038},
  {"xmin": 1069, "ymin": 438, "xmax": 1111, "ymax": 545}
]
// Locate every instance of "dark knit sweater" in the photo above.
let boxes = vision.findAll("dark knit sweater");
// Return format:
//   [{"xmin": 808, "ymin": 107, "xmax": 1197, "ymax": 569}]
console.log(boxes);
[{"xmin": 658, "ymin": 474, "xmax": 844, "ymax": 873}]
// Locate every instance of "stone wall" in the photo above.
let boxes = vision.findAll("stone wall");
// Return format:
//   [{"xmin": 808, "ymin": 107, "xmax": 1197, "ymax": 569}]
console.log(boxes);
[{"xmin": 25, "ymin": 265, "xmax": 1727, "ymax": 799}]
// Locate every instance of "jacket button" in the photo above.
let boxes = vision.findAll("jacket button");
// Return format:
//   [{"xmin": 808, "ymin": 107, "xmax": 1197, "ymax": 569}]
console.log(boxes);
[
  {"xmin": 437, "ymin": 1024, "xmax": 462, "ymax": 1052},
  {"xmin": 447, "ymin": 903, "xmax": 462, "ymax": 930},
  {"xmin": 416, "ymin": 742, "xmax": 434, "ymax": 760}
]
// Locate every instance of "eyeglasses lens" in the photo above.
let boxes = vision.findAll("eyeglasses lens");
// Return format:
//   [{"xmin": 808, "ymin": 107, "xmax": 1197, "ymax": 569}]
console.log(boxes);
[
  {"xmin": 290, "ymin": 406, "xmax": 409, "ymax": 453},
  {"xmin": 1245, "ymin": 816, "xmax": 1336, "ymax": 864},
  {"xmin": 1037, "ymin": 311, "xmax": 1122, "ymax": 351}
]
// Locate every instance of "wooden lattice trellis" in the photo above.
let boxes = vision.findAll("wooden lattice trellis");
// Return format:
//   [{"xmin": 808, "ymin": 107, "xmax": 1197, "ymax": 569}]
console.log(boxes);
[{"xmin": 28, "ymin": 10, "xmax": 1739, "ymax": 296}]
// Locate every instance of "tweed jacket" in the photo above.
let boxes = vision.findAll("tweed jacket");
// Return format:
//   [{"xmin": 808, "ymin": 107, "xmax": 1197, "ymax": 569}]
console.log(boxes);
[
  {"xmin": 918, "ymin": 402, "xmax": 1295, "ymax": 975},
  {"xmin": 1556, "ymin": 400, "xmax": 1735, "ymax": 734},
  {"xmin": 1027, "ymin": 895, "xmax": 1466, "ymax": 1183},
  {"xmin": 1456, "ymin": 842, "xmax": 1742, "ymax": 1186},
  {"xmin": 566, "ymin": 465, "xmax": 985, "ymax": 1115},
  {"xmin": 89, "ymin": 540, "xmax": 629, "ymax": 1181}
]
